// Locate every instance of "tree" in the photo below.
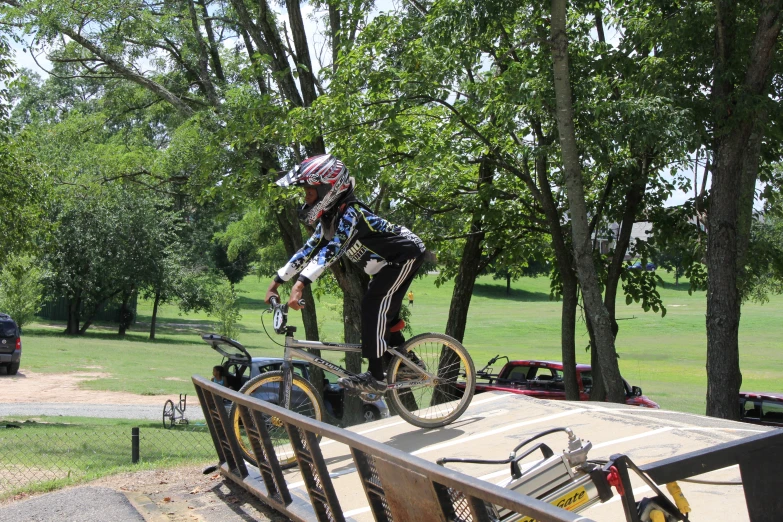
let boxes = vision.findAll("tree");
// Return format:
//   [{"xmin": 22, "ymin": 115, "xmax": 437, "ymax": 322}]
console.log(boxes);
[
  {"xmin": 0, "ymin": 255, "xmax": 44, "ymax": 328},
  {"xmin": 0, "ymin": 44, "xmax": 48, "ymax": 266},
  {"xmin": 705, "ymin": 0, "xmax": 782, "ymax": 420},
  {"xmin": 44, "ymin": 186, "xmax": 179, "ymax": 335},
  {"xmin": 549, "ymin": 0, "xmax": 625, "ymax": 402},
  {"xmin": 5, "ymin": 0, "xmax": 385, "ymax": 422}
]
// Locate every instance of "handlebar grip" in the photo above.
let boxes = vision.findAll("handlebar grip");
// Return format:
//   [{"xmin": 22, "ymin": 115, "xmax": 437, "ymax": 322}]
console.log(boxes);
[
  {"xmin": 298, "ymin": 299, "xmax": 306, "ymax": 307},
  {"xmin": 269, "ymin": 296, "xmax": 280, "ymax": 306}
]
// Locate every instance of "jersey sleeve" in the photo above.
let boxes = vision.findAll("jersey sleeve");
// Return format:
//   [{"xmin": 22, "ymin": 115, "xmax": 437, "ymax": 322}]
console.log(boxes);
[
  {"xmin": 298, "ymin": 206, "xmax": 360, "ymax": 283},
  {"xmin": 275, "ymin": 224, "xmax": 325, "ymax": 282}
]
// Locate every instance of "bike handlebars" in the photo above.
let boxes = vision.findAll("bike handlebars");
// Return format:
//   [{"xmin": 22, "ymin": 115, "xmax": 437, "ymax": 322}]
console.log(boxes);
[{"xmin": 269, "ymin": 296, "xmax": 306, "ymax": 308}]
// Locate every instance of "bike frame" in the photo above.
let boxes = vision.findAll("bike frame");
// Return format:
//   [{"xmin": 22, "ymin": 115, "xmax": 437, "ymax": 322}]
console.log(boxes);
[{"xmin": 276, "ymin": 323, "xmax": 436, "ymax": 410}]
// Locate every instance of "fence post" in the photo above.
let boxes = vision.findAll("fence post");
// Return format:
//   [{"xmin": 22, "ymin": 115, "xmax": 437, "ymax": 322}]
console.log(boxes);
[{"xmin": 132, "ymin": 427, "xmax": 140, "ymax": 464}]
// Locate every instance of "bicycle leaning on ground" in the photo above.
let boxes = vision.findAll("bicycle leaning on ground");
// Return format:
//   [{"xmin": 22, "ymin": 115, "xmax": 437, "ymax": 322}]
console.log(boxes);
[
  {"xmin": 229, "ymin": 296, "xmax": 476, "ymax": 467},
  {"xmin": 162, "ymin": 394, "xmax": 189, "ymax": 429}
]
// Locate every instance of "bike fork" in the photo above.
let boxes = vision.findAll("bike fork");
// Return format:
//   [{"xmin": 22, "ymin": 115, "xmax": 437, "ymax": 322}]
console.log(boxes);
[{"xmin": 280, "ymin": 359, "xmax": 294, "ymax": 410}]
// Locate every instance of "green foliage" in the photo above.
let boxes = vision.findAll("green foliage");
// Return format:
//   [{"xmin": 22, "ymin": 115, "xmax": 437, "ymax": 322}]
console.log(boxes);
[
  {"xmin": 210, "ymin": 279, "xmax": 242, "ymax": 339},
  {"xmin": 0, "ymin": 134, "xmax": 50, "ymax": 265},
  {"xmin": 621, "ymin": 268, "xmax": 666, "ymax": 317},
  {"xmin": 741, "ymin": 216, "xmax": 783, "ymax": 304},
  {"xmin": 43, "ymin": 185, "xmax": 180, "ymax": 328},
  {"xmin": 0, "ymin": 255, "xmax": 44, "ymax": 328}
]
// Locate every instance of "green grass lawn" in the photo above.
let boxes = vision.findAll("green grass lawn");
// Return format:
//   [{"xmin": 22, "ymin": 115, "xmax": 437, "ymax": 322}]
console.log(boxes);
[{"xmin": 14, "ymin": 272, "xmax": 783, "ymax": 415}]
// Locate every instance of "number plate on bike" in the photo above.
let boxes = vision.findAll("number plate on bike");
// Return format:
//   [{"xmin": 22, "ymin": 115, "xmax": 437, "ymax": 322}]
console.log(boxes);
[{"xmin": 273, "ymin": 307, "xmax": 286, "ymax": 332}]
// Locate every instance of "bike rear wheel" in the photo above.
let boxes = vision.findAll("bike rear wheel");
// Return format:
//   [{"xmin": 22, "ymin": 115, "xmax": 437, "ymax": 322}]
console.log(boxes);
[
  {"xmin": 387, "ymin": 333, "xmax": 475, "ymax": 428},
  {"xmin": 230, "ymin": 371, "xmax": 324, "ymax": 469},
  {"xmin": 162, "ymin": 399, "xmax": 175, "ymax": 429}
]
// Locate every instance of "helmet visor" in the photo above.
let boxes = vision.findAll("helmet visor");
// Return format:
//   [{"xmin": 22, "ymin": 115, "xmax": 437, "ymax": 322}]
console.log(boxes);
[{"xmin": 275, "ymin": 165, "xmax": 302, "ymax": 188}]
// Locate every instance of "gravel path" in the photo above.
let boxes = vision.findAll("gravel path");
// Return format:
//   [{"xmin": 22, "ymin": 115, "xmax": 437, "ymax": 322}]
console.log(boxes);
[{"xmin": 0, "ymin": 403, "xmax": 205, "ymax": 421}]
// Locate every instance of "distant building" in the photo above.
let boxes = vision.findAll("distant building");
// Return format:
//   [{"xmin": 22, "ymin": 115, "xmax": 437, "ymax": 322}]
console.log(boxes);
[{"xmin": 592, "ymin": 221, "xmax": 653, "ymax": 260}]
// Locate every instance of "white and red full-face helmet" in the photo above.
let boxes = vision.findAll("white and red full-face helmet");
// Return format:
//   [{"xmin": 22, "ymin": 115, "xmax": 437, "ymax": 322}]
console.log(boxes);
[{"xmin": 276, "ymin": 154, "xmax": 351, "ymax": 226}]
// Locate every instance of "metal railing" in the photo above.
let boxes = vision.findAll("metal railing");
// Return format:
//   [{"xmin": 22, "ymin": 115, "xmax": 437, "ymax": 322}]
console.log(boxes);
[{"xmin": 192, "ymin": 375, "xmax": 593, "ymax": 522}]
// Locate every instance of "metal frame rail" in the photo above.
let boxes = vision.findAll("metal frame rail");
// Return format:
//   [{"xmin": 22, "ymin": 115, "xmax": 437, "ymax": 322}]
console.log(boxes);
[
  {"xmin": 639, "ymin": 428, "xmax": 783, "ymax": 522},
  {"xmin": 192, "ymin": 375, "xmax": 593, "ymax": 522}
]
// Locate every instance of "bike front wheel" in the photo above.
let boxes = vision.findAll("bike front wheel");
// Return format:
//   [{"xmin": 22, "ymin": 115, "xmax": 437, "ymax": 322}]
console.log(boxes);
[
  {"xmin": 230, "ymin": 371, "xmax": 324, "ymax": 469},
  {"xmin": 387, "ymin": 333, "xmax": 475, "ymax": 428}
]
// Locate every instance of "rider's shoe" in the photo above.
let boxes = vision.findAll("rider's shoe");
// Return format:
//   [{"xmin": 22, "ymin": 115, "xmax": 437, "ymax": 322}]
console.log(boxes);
[{"xmin": 340, "ymin": 372, "xmax": 387, "ymax": 394}]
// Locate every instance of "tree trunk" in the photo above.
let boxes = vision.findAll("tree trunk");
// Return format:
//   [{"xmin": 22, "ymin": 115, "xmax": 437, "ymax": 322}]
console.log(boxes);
[
  {"xmin": 444, "ymin": 159, "xmax": 492, "ymax": 343},
  {"xmin": 706, "ymin": 163, "xmax": 743, "ymax": 420},
  {"xmin": 706, "ymin": 0, "xmax": 781, "ymax": 420},
  {"xmin": 65, "ymin": 296, "xmax": 80, "ymax": 335},
  {"xmin": 184, "ymin": 0, "xmax": 219, "ymax": 106},
  {"xmin": 560, "ymin": 270, "xmax": 580, "ymax": 401},
  {"xmin": 550, "ymin": 0, "xmax": 624, "ymax": 402},
  {"xmin": 533, "ymin": 135, "xmax": 580, "ymax": 400},
  {"xmin": 276, "ymin": 202, "xmax": 320, "ymax": 341},
  {"xmin": 736, "ymin": 123, "xmax": 765, "ymax": 276},
  {"xmin": 79, "ymin": 303, "xmax": 101, "ymax": 335},
  {"xmin": 118, "ymin": 291, "xmax": 132, "ymax": 336},
  {"xmin": 506, "ymin": 274, "xmax": 511, "ymax": 295},
  {"xmin": 150, "ymin": 290, "xmax": 161, "ymax": 340},
  {"xmin": 331, "ymin": 260, "xmax": 368, "ymax": 426},
  {"xmin": 604, "ymin": 159, "xmax": 647, "ymax": 337},
  {"xmin": 586, "ymin": 313, "xmax": 605, "ymax": 401}
]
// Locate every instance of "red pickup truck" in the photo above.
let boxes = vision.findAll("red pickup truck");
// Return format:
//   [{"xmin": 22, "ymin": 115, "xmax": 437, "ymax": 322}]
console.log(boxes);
[{"xmin": 471, "ymin": 356, "xmax": 660, "ymax": 409}]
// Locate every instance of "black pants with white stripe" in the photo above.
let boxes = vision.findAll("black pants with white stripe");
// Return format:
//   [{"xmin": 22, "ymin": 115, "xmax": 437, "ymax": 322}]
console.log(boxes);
[{"xmin": 361, "ymin": 254, "xmax": 425, "ymax": 359}]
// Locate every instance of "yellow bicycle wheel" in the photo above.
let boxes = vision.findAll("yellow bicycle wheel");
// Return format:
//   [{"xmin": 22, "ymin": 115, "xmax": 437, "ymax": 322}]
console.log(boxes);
[{"xmin": 230, "ymin": 371, "xmax": 324, "ymax": 469}]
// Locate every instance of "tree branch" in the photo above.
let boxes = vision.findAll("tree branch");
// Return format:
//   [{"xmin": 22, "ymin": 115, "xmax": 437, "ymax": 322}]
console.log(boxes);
[{"xmin": 57, "ymin": 26, "xmax": 194, "ymax": 116}]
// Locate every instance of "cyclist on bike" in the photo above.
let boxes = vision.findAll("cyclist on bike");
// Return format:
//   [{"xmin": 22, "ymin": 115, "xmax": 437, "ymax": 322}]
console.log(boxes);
[{"xmin": 265, "ymin": 154, "xmax": 427, "ymax": 393}]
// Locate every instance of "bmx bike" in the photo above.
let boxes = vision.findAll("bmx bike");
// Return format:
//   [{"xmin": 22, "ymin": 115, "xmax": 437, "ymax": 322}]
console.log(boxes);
[
  {"xmin": 162, "ymin": 394, "xmax": 189, "ymax": 429},
  {"xmin": 229, "ymin": 296, "xmax": 476, "ymax": 468}
]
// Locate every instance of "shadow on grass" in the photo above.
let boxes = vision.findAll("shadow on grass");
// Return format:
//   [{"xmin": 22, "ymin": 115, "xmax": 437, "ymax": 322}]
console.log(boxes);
[
  {"xmin": 25, "ymin": 322, "xmax": 210, "ymax": 346},
  {"xmin": 236, "ymin": 295, "xmax": 269, "ymax": 310},
  {"xmin": 621, "ymin": 351, "xmax": 670, "ymax": 361},
  {"xmin": 658, "ymin": 281, "xmax": 696, "ymax": 292},
  {"xmin": 472, "ymin": 283, "xmax": 552, "ymax": 302}
]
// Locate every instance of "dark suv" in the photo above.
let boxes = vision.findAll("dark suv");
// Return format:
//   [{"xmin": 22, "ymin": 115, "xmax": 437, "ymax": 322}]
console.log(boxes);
[{"xmin": 0, "ymin": 314, "xmax": 21, "ymax": 375}]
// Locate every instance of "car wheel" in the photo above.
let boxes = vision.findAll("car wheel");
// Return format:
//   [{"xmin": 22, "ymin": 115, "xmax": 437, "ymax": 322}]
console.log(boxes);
[
  {"xmin": 6, "ymin": 362, "xmax": 19, "ymax": 375},
  {"xmin": 362, "ymin": 405, "xmax": 380, "ymax": 423}
]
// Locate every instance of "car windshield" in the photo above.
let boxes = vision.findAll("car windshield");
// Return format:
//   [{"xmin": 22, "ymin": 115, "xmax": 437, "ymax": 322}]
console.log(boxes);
[
  {"xmin": 505, "ymin": 366, "xmax": 530, "ymax": 381},
  {"xmin": 0, "ymin": 323, "xmax": 16, "ymax": 337},
  {"xmin": 762, "ymin": 400, "xmax": 783, "ymax": 422}
]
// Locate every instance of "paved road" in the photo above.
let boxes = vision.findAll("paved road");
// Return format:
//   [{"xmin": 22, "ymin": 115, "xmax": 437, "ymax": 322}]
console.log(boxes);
[
  {"xmin": 0, "ymin": 487, "xmax": 144, "ymax": 522},
  {"xmin": 0, "ymin": 403, "xmax": 206, "ymax": 421}
]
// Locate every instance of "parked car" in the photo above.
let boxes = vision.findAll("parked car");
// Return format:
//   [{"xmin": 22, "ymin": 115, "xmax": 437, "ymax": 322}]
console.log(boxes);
[
  {"xmin": 465, "ymin": 356, "xmax": 659, "ymax": 408},
  {"xmin": 0, "ymin": 314, "xmax": 21, "ymax": 375},
  {"xmin": 629, "ymin": 261, "xmax": 657, "ymax": 271},
  {"xmin": 739, "ymin": 392, "xmax": 783, "ymax": 428},
  {"xmin": 205, "ymin": 334, "xmax": 389, "ymax": 423}
]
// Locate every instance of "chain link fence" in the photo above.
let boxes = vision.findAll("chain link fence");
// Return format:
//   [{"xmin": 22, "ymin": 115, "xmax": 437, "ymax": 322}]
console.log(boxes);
[{"xmin": 0, "ymin": 421, "xmax": 215, "ymax": 498}]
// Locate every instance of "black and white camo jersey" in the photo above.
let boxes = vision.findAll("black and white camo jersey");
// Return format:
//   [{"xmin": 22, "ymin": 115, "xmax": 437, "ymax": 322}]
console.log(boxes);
[{"xmin": 276, "ymin": 203, "xmax": 426, "ymax": 284}]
